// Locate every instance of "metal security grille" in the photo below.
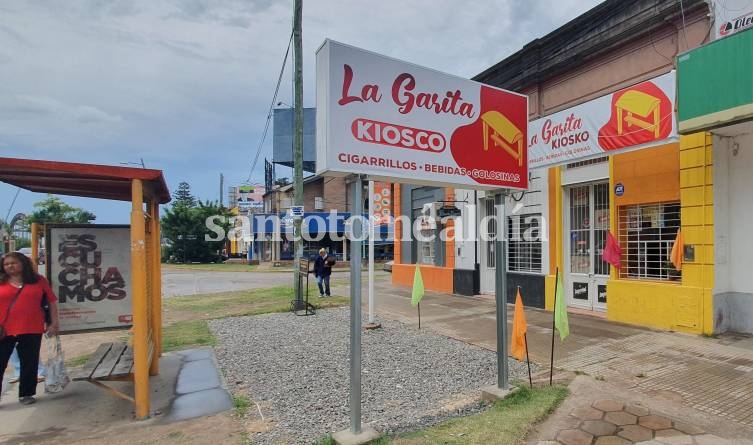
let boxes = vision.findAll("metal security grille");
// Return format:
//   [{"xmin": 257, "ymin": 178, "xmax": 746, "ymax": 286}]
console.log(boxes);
[
  {"xmin": 486, "ymin": 198, "xmax": 496, "ymax": 268},
  {"xmin": 507, "ymin": 214, "xmax": 542, "ymax": 273},
  {"xmin": 618, "ymin": 202, "xmax": 681, "ymax": 280},
  {"xmin": 566, "ymin": 156, "xmax": 608, "ymax": 169},
  {"xmin": 593, "ymin": 183, "xmax": 610, "ymax": 276},
  {"xmin": 569, "ymin": 186, "xmax": 591, "ymax": 274},
  {"xmin": 568, "ymin": 183, "xmax": 610, "ymax": 276}
]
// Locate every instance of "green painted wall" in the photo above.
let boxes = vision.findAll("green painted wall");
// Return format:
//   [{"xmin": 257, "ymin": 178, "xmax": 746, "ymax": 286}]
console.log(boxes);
[{"xmin": 677, "ymin": 29, "xmax": 753, "ymax": 123}]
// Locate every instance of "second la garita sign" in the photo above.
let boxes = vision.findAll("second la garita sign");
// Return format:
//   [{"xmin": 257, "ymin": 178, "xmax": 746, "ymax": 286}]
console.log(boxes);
[{"xmin": 316, "ymin": 40, "xmax": 528, "ymax": 191}]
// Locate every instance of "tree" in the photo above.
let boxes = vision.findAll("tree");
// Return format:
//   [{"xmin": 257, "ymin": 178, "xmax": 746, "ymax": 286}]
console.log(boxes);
[
  {"xmin": 161, "ymin": 199, "xmax": 232, "ymax": 263},
  {"xmin": 274, "ymin": 177, "xmax": 290, "ymax": 187},
  {"xmin": 26, "ymin": 195, "xmax": 96, "ymax": 225},
  {"xmin": 174, "ymin": 181, "xmax": 197, "ymax": 207}
]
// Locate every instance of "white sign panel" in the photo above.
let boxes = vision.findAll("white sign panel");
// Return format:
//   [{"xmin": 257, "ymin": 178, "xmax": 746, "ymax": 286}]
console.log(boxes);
[
  {"xmin": 290, "ymin": 206, "xmax": 304, "ymax": 217},
  {"xmin": 47, "ymin": 225, "xmax": 132, "ymax": 333},
  {"xmin": 528, "ymin": 71, "xmax": 677, "ymax": 169},
  {"xmin": 316, "ymin": 39, "xmax": 528, "ymax": 191},
  {"xmin": 711, "ymin": 0, "xmax": 753, "ymax": 39}
]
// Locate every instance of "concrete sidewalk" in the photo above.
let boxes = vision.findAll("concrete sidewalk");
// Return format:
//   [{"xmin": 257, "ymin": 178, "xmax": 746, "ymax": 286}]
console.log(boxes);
[
  {"xmin": 362, "ymin": 276, "xmax": 753, "ymax": 443},
  {"xmin": 0, "ymin": 348, "xmax": 233, "ymax": 443}
]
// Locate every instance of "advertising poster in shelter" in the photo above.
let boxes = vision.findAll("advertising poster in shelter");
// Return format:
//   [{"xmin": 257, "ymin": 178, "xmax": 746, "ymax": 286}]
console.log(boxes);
[
  {"xmin": 46, "ymin": 225, "xmax": 132, "ymax": 333},
  {"xmin": 316, "ymin": 39, "xmax": 528, "ymax": 190}
]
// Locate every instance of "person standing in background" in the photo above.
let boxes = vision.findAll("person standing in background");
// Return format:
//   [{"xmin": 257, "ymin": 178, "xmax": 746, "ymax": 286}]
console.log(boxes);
[{"xmin": 313, "ymin": 248, "xmax": 334, "ymax": 297}]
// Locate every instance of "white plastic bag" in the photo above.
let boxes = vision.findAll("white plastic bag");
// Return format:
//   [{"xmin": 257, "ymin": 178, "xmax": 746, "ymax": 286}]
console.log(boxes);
[{"xmin": 44, "ymin": 335, "xmax": 70, "ymax": 393}]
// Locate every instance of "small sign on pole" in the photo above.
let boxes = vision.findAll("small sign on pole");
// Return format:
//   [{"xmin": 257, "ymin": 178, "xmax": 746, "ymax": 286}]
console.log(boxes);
[{"xmin": 290, "ymin": 206, "xmax": 304, "ymax": 218}]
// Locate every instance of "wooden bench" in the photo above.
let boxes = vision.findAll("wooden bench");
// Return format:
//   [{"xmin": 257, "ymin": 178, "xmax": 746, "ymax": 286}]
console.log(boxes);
[{"xmin": 73, "ymin": 341, "xmax": 151, "ymax": 403}]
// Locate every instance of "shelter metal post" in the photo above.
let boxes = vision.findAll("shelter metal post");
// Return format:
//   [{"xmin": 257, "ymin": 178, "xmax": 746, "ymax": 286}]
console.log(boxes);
[
  {"xmin": 149, "ymin": 200, "xmax": 161, "ymax": 375},
  {"xmin": 30, "ymin": 223, "xmax": 40, "ymax": 274},
  {"xmin": 131, "ymin": 179, "xmax": 150, "ymax": 419}
]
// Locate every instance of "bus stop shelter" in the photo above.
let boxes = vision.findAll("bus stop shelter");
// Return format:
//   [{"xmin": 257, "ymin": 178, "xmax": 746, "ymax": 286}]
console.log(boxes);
[{"xmin": 0, "ymin": 156, "xmax": 171, "ymax": 419}]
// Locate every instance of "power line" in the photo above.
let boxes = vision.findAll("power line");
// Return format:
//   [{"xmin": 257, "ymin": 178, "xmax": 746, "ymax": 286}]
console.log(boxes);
[{"xmin": 247, "ymin": 31, "xmax": 294, "ymax": 183}]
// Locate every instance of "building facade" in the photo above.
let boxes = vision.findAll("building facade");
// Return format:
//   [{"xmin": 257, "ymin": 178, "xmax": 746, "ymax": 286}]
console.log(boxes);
[
  {"xmin": 393, "ymin": 0, "xmax": 718, "ymax": 334},
  {"xmin": 677, "ymin": 3, "xmax": 753, "ymax": 334}
]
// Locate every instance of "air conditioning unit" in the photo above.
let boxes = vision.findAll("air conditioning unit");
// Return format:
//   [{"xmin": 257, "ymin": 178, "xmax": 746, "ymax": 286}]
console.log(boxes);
[{"xmin": 314, "ymin": 196, "xmax": 324, "ymax": 210}]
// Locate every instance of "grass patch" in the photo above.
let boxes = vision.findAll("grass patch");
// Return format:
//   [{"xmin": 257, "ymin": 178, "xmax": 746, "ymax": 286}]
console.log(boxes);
[
  {"xmin": 233, "ymin": 394, "xmax": 252, "ymax": 416},
  {"xmin": 162, "ymin": 320, "xmax": 217, "ymax": 352},
  {"xmin": 164, "ymin": 285, "xmax": 349, "ymax": 320},
  {"xmin": 66, "ymin": 353, "xmax": 91, "ymax": 367},
  {"xmin": 383, "ymin": 385, "xmax": 568, "ymax": 445},
  {"xmin": 160, "ymin": 285, "xmax": 349, "ymax": 353}
]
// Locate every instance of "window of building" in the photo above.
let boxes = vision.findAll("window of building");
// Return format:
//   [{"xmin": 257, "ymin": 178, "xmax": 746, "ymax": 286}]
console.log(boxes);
[
  {"xmin": 618, "ymin": 202, "xmax": 681, "ymax": 281},
  {"xmin": 507, "ymin": 214, "xmax": 543, "ymax": 273}
]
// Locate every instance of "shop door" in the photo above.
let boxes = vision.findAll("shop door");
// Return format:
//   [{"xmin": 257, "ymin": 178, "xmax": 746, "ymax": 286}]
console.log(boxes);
[
  {"xmin": 479, "ymin": 197, "xmax": 497, "ymax": 294},
  {"xmin": 565, "ymin": 183, "xmax": 610, "ymax": 311}
]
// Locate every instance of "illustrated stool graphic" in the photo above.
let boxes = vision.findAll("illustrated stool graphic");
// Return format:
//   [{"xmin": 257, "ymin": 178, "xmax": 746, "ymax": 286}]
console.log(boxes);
[
  {"xmin": 615, "ymin": 90, "xmax": 661, "ymax": 138},
  {"xmin": 481, "ymin": 111, "xmax": 523, "ymax": 167}
]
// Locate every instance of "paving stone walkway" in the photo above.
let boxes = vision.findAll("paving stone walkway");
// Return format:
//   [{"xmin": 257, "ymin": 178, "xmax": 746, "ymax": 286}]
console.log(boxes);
[
  {"xmin": 535, "ymin": 397, "xmax": 742, "ymax": 445},
  {"xmin": 528, "ymin": 375, "xmax": 753, "ymax": 445}
]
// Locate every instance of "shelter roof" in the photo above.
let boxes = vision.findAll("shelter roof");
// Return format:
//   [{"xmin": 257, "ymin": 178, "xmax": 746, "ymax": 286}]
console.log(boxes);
[{"xmin": 0, "ymin": 157, "xmax": 171, "ymax": 204}]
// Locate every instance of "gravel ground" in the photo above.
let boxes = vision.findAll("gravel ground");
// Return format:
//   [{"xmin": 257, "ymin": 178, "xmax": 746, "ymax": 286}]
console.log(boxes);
[{"xmin": 210, "ymin": 307, "xmax": 536, "ymax": 445}]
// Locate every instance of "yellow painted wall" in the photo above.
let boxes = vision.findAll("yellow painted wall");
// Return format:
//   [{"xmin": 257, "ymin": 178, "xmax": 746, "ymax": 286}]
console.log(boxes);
[
  {"xmin": 606, "ymin": 279, "xmax": 704, "ymax": 332},
  {"xmin": 678, "ymin": 132, "xmax": 715, "ymax": 334},
  {"xmin": 605, "ymin": 134, "xmax": 714, "ymax": 334},
  {"xmin": 543, "ymin": 135, "xmax": 714, "ymax": 334}
]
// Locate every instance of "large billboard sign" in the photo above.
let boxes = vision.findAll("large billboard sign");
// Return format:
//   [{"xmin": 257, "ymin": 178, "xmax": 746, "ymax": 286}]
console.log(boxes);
[
  {"xmin": 46, "ymin": 225, "xmax": 132, "ymax": 333},
  {"xmin": 316, "ymin": 40, "xmax": 528, "ymax": 191},
  {"xmin": 528, "ymin": 71, "xmax": 677, "ymax": 169}
]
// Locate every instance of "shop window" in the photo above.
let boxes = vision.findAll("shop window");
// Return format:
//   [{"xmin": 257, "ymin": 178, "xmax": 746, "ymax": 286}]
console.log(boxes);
[
  {"xmin": 507, "ymin": 214, "xmax": 542, "ymax": 273},
  {"xmin": 618, "ymin": 202, "xmax": 681, "ymax": 281}
]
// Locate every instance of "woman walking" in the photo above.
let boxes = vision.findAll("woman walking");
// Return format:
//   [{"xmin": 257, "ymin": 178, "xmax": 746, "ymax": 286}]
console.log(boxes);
[{"xmin": 0, "ymin": 252, "xmax": 59, "ymax": 405}]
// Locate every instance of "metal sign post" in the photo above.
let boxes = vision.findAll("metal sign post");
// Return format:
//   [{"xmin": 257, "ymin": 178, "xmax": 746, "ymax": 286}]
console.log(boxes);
[
  {"xmin": 349, "ymin": 175, "xmax": 363, "ymax": 434},
  {"xmin": 494, "ymin": 191, "xmax": 509, "ymax": 390}
]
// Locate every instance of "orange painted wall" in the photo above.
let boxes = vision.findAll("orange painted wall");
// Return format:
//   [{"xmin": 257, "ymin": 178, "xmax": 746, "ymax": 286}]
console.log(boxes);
[
  {"xmin": 612, "ymin": 142, "xmax": 680, "ymax": 206},
  {"xmin": 391, "ymin": 186, "xmax": 454, "ymax": 294},
  {"xmin": 393, "ymin": 263, "xmax": 454, "ymax": 294}
]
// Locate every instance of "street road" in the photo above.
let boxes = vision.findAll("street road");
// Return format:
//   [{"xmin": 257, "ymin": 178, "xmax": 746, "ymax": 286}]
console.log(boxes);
[
  {"xmin": 160, "ymin": 268, "xmax": 376, "ymax": 297},
  {"xmin": 161, "ymin": 269, "xmax": 294, "ymax": 297}
]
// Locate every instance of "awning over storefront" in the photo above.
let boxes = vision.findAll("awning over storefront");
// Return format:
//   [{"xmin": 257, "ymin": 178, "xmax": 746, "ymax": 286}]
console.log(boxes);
[{"xmin": 677, "ymin": 29, "xmax": 753, "ymax": 134}]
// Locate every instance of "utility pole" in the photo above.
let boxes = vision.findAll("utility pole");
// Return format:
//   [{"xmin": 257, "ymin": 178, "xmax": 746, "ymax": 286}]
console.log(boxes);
[
  {"xmin": 292, "ymin": 0, "xmax": 304, "ymax": 301},
  {"xmin": 219, "ymin": 173, "xmax": 224, "ymax": 208}
]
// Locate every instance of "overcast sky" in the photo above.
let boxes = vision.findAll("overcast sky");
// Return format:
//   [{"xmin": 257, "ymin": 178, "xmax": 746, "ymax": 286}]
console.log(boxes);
[{"xmin": 0, "ymin": 0, "xmax": 604, "ymax": 223}]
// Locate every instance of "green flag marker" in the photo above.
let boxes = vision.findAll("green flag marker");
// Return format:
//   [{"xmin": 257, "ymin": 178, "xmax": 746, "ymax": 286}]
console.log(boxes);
[
  {"xmin": 554, "ymin": 272, "xmax": 569, "ymax": 340},
  {"xmin": 411, "ymin": 264, "xmax": 424, "ymax": 307}
]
